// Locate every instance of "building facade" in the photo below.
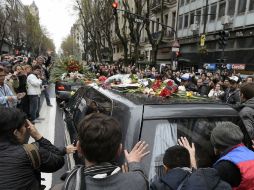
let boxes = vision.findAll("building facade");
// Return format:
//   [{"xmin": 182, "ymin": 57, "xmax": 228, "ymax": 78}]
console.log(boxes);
[
  {"xmin": 177, "ymin": 0, "xmax": 254, "ymax": 71},
  {"xmin": 111, "ymin": 0, "xmax": 177, "ymax": 65}
]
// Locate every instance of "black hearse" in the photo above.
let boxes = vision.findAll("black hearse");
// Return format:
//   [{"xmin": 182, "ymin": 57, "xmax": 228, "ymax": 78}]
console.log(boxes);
[{"xmin": 62, "ymin": 84, "xmax": 252, "ymax": 181}]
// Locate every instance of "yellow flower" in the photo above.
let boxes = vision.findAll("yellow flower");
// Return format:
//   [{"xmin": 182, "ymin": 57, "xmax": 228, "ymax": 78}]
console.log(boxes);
[{"xmin": 186, "ymin": 91, "xmax": 193, "ymax": 97}]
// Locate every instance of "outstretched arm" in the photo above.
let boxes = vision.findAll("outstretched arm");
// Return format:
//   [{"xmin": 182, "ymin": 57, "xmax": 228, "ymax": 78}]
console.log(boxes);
[{"xmin": 178, "ymin": 137, "xmax": 197, "ymax": 169}]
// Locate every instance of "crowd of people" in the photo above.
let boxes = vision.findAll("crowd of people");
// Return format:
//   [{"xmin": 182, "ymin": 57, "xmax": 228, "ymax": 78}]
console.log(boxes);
[
  {"xmin": 90, "ymin": 62, "xmax": 254, "ymax": 104},
  {"xmin": 1, "ymin": 56, "xmax": 254, "ymax": 190},
  {"xmin": 0, "ymin": 54, "xmax": 52, "ymax": 123}
]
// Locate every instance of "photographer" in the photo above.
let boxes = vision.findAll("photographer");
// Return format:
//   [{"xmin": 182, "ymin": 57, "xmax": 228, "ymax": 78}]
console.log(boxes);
[
  {"xmin": 0, "ymin": 107, "xmax": 66, "ymax": 190},
  {"xmin": 0, "ymin": 66, "xmax": 22, "ymax": 108}
]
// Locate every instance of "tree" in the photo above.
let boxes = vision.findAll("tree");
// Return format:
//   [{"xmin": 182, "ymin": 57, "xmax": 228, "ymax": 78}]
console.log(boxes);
[
  {"xmin": 123, "ymin": 0, "xmax": 146, "ymax": 63},
  {"xmin": 145, "ymin": 0, "xmax": 166, "ymax": 66},
  {"xmin": 61, "ymin": 35, "xmax": 78, "ymax": 56}
]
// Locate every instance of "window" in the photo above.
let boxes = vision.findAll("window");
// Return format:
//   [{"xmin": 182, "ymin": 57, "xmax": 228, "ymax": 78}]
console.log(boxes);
[
  {"xmin": 117, "ymin": 46, "xmax": 120, "ymax": 53},
  {"xmin": 210, "ymin": 3, "xmax": 217, "ymax": 22},
  {"xmin": 196, "ymin": 9, "xmax": 201, "ymax": 24},
  {"xmin": 190, "ymin": 11, "xmax": 195, "ymax": 25},
  {"xmin": 180, "ymin": 0, "xmax": 184, "ymax": 7},
  {"xmin": 178, "ymin": 15, "xmax": 183, "ymax": 30},
  {"xmin": 186, "ymin": 0, "xmax": 190, "ymax": 4},
  {"xmin": 238, "ymin": 0, "xmax": 247, "ymax": 14},
  {"xmin": 184, "ymin": 14, "xmax": 189, "ymax": 28},
  {"xmin": 164, "ymin": 14, "xmax": 168, "ymax": 26},
  {"xmin": 172, "ymin": 12, "xmax": 176, "ymax": 29},
  {"xmin": 218, "ymin": 1, "xmax": 226, "ymax": 18},
  {"xmin": 236, "ymin": 37, "xmax": 254, "ymax": 48},
  {"xmin": 228, "ymin": 0, "xmax": 236, "ymax": 16},
  {"xmin": 141, "ymin": 117, "xmax": 242, "ymax": 181},
  {"xmin": 156, "ymin": 18, "xmax": 160, "ymax": 31},
  {"xmin": 152, "ymin": 21, "xmax": 155, "ymax": 33},
  {"xmin": 249, "ymin": 0, "xmax": 254, "ymax": 11}
]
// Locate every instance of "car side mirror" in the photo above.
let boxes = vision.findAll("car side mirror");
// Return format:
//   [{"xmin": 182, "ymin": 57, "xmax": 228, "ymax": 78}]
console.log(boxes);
[{"xmin": 59, "ymin": 101, "xmax": 66, "ymax": 109}]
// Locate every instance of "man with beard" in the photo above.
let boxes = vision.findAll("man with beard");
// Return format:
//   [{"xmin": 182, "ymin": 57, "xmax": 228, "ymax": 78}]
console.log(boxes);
[{"xmin": 220, "ymin": 76, "xmax": 240, "ymax": 104}]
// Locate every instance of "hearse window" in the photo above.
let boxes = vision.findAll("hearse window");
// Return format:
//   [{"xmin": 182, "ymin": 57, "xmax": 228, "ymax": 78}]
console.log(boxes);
[
  {"xmin": 67, "ymin": 87, "xmax": 86, "ymax": 112},
  {"xmin": 140, "ymin": 117, "xmax": 242, "ymax": 182},
  {"xmin": 85, "ymin": 88, "xmax": 113, "ymax": 116}
]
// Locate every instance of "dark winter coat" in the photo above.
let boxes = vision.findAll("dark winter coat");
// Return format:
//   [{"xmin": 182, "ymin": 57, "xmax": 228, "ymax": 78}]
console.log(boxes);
[
  {"xmin": 238, "ymin": 97, "xmax": 254, "ymax": 139},
  {"xmin": 51, "ymin": 162, "xmax": 148, "ymax": 190},
  {"xmin": 150, "ymin": 167, "xmax": 191, "ymax": 190},
  {"xmin": 181, "ymin": 168, "xmax": 231, "ymax": 190},
  {"xmin": 0, "ymin": 137, "xmax": 65, "ymax": 190},
  {"xmin": 221, "ymin": 88, "xmax": 240, "ymax": 104}
]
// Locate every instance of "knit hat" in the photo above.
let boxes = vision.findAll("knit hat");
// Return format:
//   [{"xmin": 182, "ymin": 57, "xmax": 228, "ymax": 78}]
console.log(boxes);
[{"xmin": 210, "ymin": 122, "xmax": 244, "ymax": 149}]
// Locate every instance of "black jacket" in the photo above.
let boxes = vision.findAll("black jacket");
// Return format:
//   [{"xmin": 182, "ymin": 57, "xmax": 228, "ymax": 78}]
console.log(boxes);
[
  {"xmin": 150, "ymin": 167, "xmax": 191, "ymax": 190},
  {"xmin": 0, "ymin": 137, "xmax": 65, "ymax": 190},
  {"xmin": 181, "ymin": 168, "xmax": 231, "ymax": 190},
  {"xmin": 220, "ymin": 88, "xmax": 240, "ymax": 104}
]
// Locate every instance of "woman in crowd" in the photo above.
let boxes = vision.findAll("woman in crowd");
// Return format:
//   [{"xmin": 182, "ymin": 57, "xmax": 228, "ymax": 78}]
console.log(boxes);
[{"xmin": 208, "ymin": 83, "xmax": 224, "ymax": 99}]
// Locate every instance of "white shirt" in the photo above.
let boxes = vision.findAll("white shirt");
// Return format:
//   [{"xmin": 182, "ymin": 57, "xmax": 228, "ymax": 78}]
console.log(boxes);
[{"xmin": 27, "ymin": 74, "xmax": 42, "ymax": 95}]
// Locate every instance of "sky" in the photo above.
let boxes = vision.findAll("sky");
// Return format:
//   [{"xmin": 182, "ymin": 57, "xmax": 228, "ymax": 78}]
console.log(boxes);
[{"xmin": 21, "ymin": 0, "xmax": 77, "ymax": 52}]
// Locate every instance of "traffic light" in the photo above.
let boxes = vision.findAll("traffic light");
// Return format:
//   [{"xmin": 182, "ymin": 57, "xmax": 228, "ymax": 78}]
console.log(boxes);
[
  {"xmin": 112, "ymin": 1, "xmax": 118, "ymax": 15},
  {"xmin": 218, "ymin": 30, "xmax": 230, "ymax": 49},
  {"xmin": 176, "ymin": 51, "xmax": 182, "ymax": 58}
]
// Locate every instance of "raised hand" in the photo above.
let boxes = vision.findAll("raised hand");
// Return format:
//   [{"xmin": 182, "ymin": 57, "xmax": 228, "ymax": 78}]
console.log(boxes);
[
  {"xmin": 178, "ymin": 137, "xmax": 197, "ymax": 168},
  {"xmin": 124, "ymin": 141, "xmax": 150, "ymax": 163}
]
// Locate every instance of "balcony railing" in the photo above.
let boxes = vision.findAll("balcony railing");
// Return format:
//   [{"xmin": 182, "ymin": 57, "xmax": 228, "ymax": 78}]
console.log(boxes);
[
  {"xmin": 151, "ymin": 0, "xmax": 177, "ymax": 12},
  {"xmin": 151, "ymin": 30, "xmax": 174, "ymax": 40}
]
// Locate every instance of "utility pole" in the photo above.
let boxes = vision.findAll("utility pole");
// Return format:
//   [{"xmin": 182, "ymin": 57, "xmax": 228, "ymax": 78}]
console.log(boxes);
[{"xmin": 203, "ymin": 0, "xmax": 209, "ymax": 34}]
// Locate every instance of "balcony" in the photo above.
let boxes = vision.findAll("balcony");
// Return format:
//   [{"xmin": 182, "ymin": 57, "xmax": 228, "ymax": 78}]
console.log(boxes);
[
  {"xmin": 150, "ymin": 0, "xmax": 177, "ymax": 13},
  {"xmin": 151, "ymin": 30, "xmax": 174, "ymax": 41}
]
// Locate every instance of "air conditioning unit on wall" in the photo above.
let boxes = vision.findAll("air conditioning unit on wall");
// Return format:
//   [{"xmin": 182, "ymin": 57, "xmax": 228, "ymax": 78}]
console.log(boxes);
[
  {"xmin": 222, "ymin": 15, "xmax": 233, "ymax": 25},
  {"xmin": 190, "ymin": 23, "xmax": 199, "ymax": 31}
]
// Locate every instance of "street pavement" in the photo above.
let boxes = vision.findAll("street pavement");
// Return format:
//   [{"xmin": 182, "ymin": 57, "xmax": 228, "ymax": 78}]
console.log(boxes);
[{"xmin": 29, "ymin": 84, "xmax": 70, "ymax": 189}]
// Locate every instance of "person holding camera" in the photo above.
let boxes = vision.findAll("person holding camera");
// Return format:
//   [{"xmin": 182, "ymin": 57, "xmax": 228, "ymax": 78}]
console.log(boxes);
[
  {"xmin": 0, "ymin": 107, "xmax": 73, "ymax": 190},
  {"xmin": 0, "ymin": 66, "xmax": 25, "ymax": 108}
]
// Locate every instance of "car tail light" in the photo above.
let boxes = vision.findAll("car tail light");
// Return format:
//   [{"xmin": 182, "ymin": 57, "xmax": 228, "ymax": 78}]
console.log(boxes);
[{"xmin": 57, "ymin": 85, "xmax": 65, "ymax": 91}]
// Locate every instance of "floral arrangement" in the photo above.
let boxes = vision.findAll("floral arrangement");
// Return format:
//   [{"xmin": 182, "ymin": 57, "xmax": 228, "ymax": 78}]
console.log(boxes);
[
  {"xmin": 50, "ymin": 56, "xmax": 96, "ymax": 83},
  {"xmin": 144, "ymin": 79, "xmax": 178, "ymax": 97},
  {"xmin": 66, "ymin": 59, "xmax": 82, "ymax": 72}
]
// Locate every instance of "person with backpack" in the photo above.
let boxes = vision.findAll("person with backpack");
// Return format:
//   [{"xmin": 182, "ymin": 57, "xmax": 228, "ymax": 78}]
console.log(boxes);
[
  {"xmin": 211, "ymin": 122, "xmax": 254, "ymax": 189},
  {"xmin": 150, "ymin": 145, "xmax": 192, "ymax": 190},
  {"xmin": 0, "ymin": 107, "xmax": 65, "ymax": 190},
  {"xmin": 238, "ymin": 82, "xmax": 254, "ymax": 139},
  {"xmin": 52, "ymin": 113, "xmax": 150, "ymax": 190}
]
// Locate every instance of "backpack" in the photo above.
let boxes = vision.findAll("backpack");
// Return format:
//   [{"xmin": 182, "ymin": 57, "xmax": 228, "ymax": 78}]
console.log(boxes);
[{"xmin": 23, "ymin": 143, "xmax": 46, "ymax": 190}]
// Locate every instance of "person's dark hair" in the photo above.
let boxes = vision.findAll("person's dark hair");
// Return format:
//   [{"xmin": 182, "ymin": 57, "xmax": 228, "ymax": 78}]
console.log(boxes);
[
  {"xmin": 0, "ymin": 66, "xmax": 6, "ymax": 73},
  {"xmin": 240, "ymin": 82, "xmax": 254, "ymax": 100},
  {"xmin": 163, "ymin": 145, "xmax": 191, "ymax": 169},
  {"xmin": 32, "ymin": 65, "xmax": 41, "ymax": 71},
  {"xmin": 0, "ymin": 108, "xmax": 27, "ymax": 144},
  {"xmin": 78, "ymin": 113, "xmax": 122, "ymax": 163}
]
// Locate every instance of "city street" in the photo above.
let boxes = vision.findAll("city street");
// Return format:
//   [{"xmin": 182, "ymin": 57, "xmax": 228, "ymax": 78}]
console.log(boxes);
[
  {"xmin": 29, "ymin": 85, "xmax": 69, "ymax": 189},
  {"xmin": 1, "ymin": 0, "xmax": 254, "ymax": 189}
]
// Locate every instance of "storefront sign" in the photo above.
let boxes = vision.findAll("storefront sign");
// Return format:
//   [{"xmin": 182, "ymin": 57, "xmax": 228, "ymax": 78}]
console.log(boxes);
[{"xmin": 232, "ymin": 64, "xmax": 246, "ymax": 70}]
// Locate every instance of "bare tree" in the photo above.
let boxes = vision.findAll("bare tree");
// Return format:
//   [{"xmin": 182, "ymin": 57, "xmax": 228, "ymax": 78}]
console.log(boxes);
[{"xmin": 145, "ymin": 0, "xmax": 166, "ymax": 66}]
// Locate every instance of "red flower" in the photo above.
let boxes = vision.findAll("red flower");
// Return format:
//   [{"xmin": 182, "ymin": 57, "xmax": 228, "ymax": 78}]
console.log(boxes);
[
  {"xmin": 152, "ymin": 80, "xmax": 162, "ymax": 91},
  {"xmin": 167, "ymin": 80, "xmax": 174, "ymax": 87},
  {"xmin": 99, "ymin": 76, "xmax": 107, "ymax": 82},
  {"xmin": 160, "ymin": 88, "xmax": 172, "ymax": 97}
]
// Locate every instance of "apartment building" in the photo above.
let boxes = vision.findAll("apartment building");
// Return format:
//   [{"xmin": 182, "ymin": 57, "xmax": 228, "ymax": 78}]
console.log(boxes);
[
  {"xmin": 111, "ymin": 0, "xmax": 177, "ymax": 64},
  {"xmin": 177, "ymin": 0, "xmax": 254, "ymax": 71}
]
